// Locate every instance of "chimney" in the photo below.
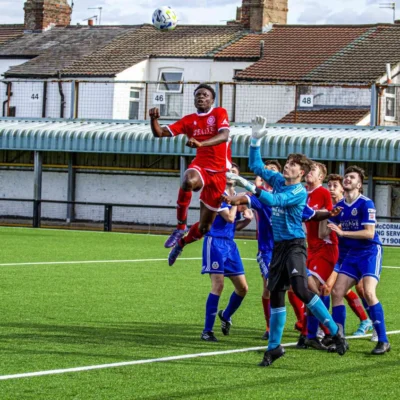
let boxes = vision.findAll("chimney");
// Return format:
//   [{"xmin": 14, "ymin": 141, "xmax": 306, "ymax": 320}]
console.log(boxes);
[
  {"xmin": 24, "ymin": 0, "xmax": 72, "ymax": 32},
  {"xmin": 88, "ymin": 19, "xmax": 94, "ymax": 26},
  {"xmin": 234, "ymin": 0, "xmax": 288, "ymax": 32}
]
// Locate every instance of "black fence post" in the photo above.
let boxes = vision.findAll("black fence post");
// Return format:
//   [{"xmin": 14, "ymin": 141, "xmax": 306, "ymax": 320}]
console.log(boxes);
[
  {"xmin": 33, "ymin": 200, "xmax": 41, "ymax": 228},
  {"xmin": 104, "ymin": 204, "xmax": 113, "ymax": 232}
]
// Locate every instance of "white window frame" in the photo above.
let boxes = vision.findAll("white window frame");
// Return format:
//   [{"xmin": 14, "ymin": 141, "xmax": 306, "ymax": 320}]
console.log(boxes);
[
  {"xmin": 129, "ymin": 88, "xmax": 140, "ymax": 120},
  {"xmin": 157, "ymin": 70, "xmax": 184, "ymax": 93},
  {"xmin": 385, "ymin": 86, "xmax": 396, "ymax": 122}
]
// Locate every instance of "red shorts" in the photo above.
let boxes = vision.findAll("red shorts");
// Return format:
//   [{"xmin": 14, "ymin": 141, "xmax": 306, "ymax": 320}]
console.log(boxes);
[
  {"xmin": 188, "ymin": 163, "xmax": 226, "ymax": 211},
  {"xmin": 307, "ymin": 244, "xmax": 339, "ymax": 284}
]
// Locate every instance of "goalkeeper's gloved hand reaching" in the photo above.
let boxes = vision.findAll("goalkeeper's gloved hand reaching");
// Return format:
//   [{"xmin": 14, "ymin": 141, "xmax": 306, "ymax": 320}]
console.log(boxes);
[
  {"xmin": 226, "ymin": 172, "xmax": 256, "ymax": 194},
  {"xmin": 251, "ymin": 115, "xmax": 268, "ymax": 147}
]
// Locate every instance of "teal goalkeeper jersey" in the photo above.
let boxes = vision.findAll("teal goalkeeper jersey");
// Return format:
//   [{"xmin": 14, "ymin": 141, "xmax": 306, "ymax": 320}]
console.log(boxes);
[{"xmin": 249, "ymin": 146, "xmax": 307, "ymax": 242}]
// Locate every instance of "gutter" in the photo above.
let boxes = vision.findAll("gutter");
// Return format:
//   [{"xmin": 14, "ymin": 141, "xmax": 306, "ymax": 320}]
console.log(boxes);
[{"xmin": 2, "ymin": 81, "xmax": 12, "ymax": 117}]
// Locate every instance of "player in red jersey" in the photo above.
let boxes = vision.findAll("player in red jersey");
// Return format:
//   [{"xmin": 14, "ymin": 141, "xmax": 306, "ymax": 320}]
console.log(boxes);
[
  {"xmin": 297, "ymin": 162, "xmax": 339, "ymax": 350},
  {"xmin": 149, "ymin": 84, "xmax": 231, "ymax": 266}
]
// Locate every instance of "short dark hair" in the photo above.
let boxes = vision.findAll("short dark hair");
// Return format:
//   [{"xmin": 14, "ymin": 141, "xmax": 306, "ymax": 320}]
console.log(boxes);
[
  {"xmin": 312, "ymin": 162, "xmax": 327, "ymax": 180},
  {"xmin": 194, "ymin": 84, "xmax": 216, "ymax": 99},
  {"xmin": 344, "ymin": 165, "xmax": 365, "ymax": 184},
  {"xmin": 264, "ymin": 159, "xmax": 282, "ymax": 172},
  {"xmin": 327, "ymin": 174, "xmax": 343, "ymax": 187},
  {"xmin": 287, "ymin": 153, "xmax": 313, "ymax": 176},
  {"xmin": 231, "ymin": 162, "xmax": 240, "ymax": 173}
]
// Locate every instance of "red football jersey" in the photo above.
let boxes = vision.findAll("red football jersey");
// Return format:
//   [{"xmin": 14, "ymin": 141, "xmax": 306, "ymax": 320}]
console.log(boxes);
[
  {"xmin": 167, "ymin": 107, "xmax": 231, "ymax": 172},
  {"xmin": 305, "ymin": 185, "xmax": 338, "ymax": 250}
]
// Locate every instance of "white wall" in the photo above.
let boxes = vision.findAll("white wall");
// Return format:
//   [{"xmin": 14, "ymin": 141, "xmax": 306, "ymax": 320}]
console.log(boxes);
[
  {"xmin": 0, "ymin": 170, "xmax": 395, "ymax": 226},
  {"xmin": 0, "ymin": 170, "xmax": 67, "ymax": 219},
  {"xmin": 0, "ymin": 59, "xmax": 30, "ymax": 78},
  {"xmin": 114, "ymin": 60, "xmax": 149, "ymax": 120},
  {"xmin": 78, "ymin": 81, "xmax": 114, "ymax": 120},
  {"xmin": 210, "ymin": 61, "xmax": 254, "ymax": 81}
]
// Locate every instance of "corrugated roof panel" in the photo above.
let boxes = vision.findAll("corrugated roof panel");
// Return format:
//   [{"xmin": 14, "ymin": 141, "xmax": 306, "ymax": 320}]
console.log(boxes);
[{"xmin": 0, "ymin": 119, "xmax": 400, "ymax": 162}]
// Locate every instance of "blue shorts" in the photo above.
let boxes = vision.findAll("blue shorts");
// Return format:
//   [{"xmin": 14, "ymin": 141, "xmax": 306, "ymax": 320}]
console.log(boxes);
[
  {"xmin": 334, "ymin": 249, "xmax": 347, "ymax": 273},
  {"xmin": 257, "ymin": 251, "xmax": 272, "ymax": 279},
  {"xmin": 201, "ymin": 236, "xmax": 244, "ymax": 277},
  {"xmin": 339, "ymin": 245, "xmax": 383, "ymax": 282}
]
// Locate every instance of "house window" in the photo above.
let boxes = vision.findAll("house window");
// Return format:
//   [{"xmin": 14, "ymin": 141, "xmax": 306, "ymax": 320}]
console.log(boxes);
[
  {"xmin": 233, "ymin": 69, "xmax": 243, "ymax": 77},
  {"xmin": 385, "ymin": 86, "xmax": 396, "ymax": 121},
  {"xmin": 129, "ymin": 88, "xmax": 140, "ymax": 120},
  {"xmin": 157, "ymin": 70, "xmax": 184, "ymax": 118},
  {"xmin": 157, "ymin": 71, "xmax": 183, "ymax": 93}
]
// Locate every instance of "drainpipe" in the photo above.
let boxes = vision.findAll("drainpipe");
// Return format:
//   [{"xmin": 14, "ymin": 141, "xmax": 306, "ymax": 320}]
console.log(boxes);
[
  {"xmin": 57, "ymin": 71, "xmax": 66, "ymax": 118},
  {"xmin": 2, "ymin": 81, "xmax": 12, "ymax": 117}
]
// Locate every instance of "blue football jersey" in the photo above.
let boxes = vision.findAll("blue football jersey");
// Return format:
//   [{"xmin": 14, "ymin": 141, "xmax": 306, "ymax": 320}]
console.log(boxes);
[
  {"xmin": 247, "ymin": 193, "xmax": 315, "ymax": 251},
  {"xmin": 329, "ymin": 194, "xmax": 381, "ymax": 249},
  {"xmin": 206, "ymin": 197, "xmax": 241, "ymax": 241},
  {"xmin": 249, "ymin": 146, "xmax": 307, "ymax": 242}
]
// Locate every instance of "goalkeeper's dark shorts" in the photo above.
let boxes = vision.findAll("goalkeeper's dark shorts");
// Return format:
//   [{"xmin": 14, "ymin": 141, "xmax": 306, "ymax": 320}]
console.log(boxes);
[{"xmin": 267, "ymin": 238, "xmax": 307, "ymax": 292}]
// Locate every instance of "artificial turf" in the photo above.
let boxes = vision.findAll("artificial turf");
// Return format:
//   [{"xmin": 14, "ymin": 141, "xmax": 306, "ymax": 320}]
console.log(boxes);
[{"xmin": 0, "ymin": 227, "xmax": 399, "ymax": 399}]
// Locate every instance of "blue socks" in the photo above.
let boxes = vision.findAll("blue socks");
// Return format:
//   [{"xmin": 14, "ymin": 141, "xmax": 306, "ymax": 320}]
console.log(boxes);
[
  {"xmin": 223, "ymin": 291, "xmax": 245, "ymax": 321},
  {"xmin": 307, "ymin": 295, "xmax": 338, "ymax": 336},
  {"xmin": 204, "ymin": 293, "xmax": 220, "ymax": 333},
  {"xmin": 321, "ymin": 295, "xmax": 330, "ymax": 310},
  {"xmin": 268, "ymin": 307, "xmax": 286, "ymax": 350},
  {"xmin": 332, "ymin": 305, "xmax": 346, "ymax": 335},
  {"xmin": 369, "ymin": 302, "xmax": 389, "ymax": 343}
]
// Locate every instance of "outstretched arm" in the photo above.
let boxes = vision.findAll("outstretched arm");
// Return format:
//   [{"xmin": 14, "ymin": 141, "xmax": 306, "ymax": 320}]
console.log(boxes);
[{"xmin": 149, "ymin": 107, "xmax": 172, "ymax": 137}]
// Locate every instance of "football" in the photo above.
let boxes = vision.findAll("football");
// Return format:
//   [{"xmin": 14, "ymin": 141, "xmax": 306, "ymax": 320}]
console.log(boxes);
[{"xmin": 152, "ymin": 6, "xmax": 178, "ymax": 31}]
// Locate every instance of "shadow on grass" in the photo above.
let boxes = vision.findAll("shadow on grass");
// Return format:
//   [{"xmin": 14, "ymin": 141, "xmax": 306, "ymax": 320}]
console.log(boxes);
[{"xmin": 0, "ymin": 321, "xmax": 268, "ymax": 355}]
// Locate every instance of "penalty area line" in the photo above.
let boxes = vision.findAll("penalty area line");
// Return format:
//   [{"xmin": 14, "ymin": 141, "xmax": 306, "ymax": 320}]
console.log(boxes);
[{"xmin": 0, "ymin": 330, "xmax": 400, "ymax": 381}]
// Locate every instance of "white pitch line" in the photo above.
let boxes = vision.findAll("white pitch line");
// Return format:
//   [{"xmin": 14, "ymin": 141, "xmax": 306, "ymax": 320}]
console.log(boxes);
[
  {"xmin": 1, "ymin": 330, "xmax": 399, "ymax": 381},
  {"xmin": 0, "ymin": 258, "xmax": 399, "ymax": 269}
]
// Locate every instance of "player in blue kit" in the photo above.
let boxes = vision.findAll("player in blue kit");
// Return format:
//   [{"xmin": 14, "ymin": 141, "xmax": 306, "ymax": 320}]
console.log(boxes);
[
  {"xmin": 327, "ymin": 166, "xmax": 390, "ymax": 354},
  {"xmin": 201, "ymin": 163, "xmax": 254, "ymax": 342},
  {"xmin": 227, "ymin": 116, "xmax": 347, "ymax": 366}
]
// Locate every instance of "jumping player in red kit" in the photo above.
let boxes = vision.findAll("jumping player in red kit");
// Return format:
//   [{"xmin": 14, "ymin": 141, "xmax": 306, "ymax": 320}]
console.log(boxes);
[{"xmin": 149, "ymin": 84, "xmax": 231, "ymax": 266}]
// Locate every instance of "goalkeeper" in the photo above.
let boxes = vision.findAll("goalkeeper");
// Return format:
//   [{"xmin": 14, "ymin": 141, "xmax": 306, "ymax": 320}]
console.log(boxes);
[{"xmin": 227, "ymin": 116, "xmax": 348, "ymax": 366}]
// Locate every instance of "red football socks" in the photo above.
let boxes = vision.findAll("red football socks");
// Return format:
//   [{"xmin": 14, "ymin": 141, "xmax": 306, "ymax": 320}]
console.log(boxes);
[
  {"xmin": 262, "ymin": 297, "xmax": 271, "ymax": 330},
  {"xmin": 180, "ymin": 221, "xmax": 203, "ymax": 246},
  {"xmin": 345, "ymin": 290, "xmax": 368, "ymax": 321},
  {"xmin": 176, "ymin": 188, "xmax": 192, "ymax": 230}
]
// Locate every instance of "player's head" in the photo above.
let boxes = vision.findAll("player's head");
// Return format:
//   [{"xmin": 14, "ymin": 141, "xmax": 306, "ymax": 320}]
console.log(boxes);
[
  {"xmin": 264, "ymin": 159, "xmax": 281, "ymax": 172},
  {"xmin": 327, "ymin": 173, "xmax": 344, "ymax": 201},
  {"xmin": 305, "ymin": 162, "xmax": 327, "ymax": 186},
  {"xmin": 193, "ymin": 84, "xmax": 215, "ymax": 112},
  {"xmin": 284, "ymin": 153, "xmax": 312, "ymax": 182},
  {"xmin": 343, "ymin": 166, "xmax": 365, "ymax": 193},
  {"xmin": 227, "ymin": 162, "xmax": 240, "ymax": 186}
]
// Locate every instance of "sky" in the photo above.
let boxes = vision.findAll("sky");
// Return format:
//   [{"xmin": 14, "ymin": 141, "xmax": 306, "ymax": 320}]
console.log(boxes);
[{"xmin": 1, "ymin": 0, "xmax": 399, "ymax": 26}]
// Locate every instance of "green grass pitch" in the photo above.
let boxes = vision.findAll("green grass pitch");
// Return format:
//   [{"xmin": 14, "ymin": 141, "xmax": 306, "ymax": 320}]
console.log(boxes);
[{"xmin": 0, "ymin": 227, "xmax": 399, "ymax": 399}]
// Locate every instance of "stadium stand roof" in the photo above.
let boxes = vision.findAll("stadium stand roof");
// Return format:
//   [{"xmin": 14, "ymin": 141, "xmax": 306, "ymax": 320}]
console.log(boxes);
[
  {"xmin": 0, "ymin": 119, "xmax": 399, "ymax": 163},
  {"xmin": 216, "ymin": 24, "xmax": 400, "ymax": 84},
  {"xmin": 1, "ymin": 24, "xmax": 247, "ymax": 78}
]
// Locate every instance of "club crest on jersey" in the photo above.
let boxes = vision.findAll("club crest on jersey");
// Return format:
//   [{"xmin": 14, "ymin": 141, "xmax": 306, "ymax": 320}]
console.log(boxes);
[
  {"xmin": 212, "ymin": 261, "xmax": 219, "ymax": 270},
  {"xmin": 351, "ymin": 208, "xmax": 358, "ymax": 216},
  {"xmin": 207, "ymin": 115, "xmax": 216, "ymax": 126},
  {"xmin": 193, "ymin": 121, "xmax": 197, "ymax": 125}
]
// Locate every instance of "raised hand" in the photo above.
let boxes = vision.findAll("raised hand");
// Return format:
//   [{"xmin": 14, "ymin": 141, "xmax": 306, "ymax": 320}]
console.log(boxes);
[
  {"xmin": 251, "ymin": 115, "xmax": 268, "ymax": 145},
  {"xmin": 149, "ymin": 107, "xmax": 160, "ymax": 120}
]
